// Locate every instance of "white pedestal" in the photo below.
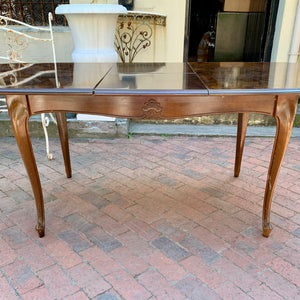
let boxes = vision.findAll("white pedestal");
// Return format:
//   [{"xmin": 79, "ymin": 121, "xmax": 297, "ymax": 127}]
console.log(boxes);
[
  {"xmin": 55, "ymin": 4, "xmax": 128, "ymax": 121},
  {"xmin": 55, "ymin": 4, "xmax": 127, "ymax": 63}
]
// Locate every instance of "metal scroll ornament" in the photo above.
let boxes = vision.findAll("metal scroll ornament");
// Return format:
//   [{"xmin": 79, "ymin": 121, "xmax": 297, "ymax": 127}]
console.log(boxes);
[
  {"xmin": 115, "ymin": 13, "xmax": 153, "ymax": 63},
  {"xmin": 0, "ymin": 16, "xmax": 29, "ymax": 62},
  {"xmin": 0, "ymin": 12, "xmax": 59, "ymax": 160},
  {"xmin": 5, "ymin": 30, "xmax": 29, "ymax": 62},
  {"xmin": 0, "ymin": 1, "xmax": 68, "ymax": 26},
  {"xmin": 0, "ymin": 0, "xmax": 34, "ymax": 24}
]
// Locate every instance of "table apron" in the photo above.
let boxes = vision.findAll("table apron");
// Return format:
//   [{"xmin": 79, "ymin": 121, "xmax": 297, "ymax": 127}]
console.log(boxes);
[{"xmin": 28, "ymin": 94, "xmax": 278, "ymax": 119}]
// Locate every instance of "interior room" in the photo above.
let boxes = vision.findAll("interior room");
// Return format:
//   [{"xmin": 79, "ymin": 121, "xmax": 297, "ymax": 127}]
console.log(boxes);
[{"xmin": 187, "ymin": 0, "xmax": 278, "ymax": 62}]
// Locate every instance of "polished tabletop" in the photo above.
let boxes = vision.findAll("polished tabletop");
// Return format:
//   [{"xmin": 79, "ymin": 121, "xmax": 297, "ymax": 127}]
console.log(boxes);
[{"xmin": 1, "ymin": 62, "xmax": 300, "ymax": 95}]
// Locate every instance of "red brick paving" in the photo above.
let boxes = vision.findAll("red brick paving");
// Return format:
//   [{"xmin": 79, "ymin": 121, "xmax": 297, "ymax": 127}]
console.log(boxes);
[
  {"xmin": 2, "ymin": 259, "xmax": 43, "ymax": 295},
  {"xmin": 0, "ymin": 136, "xmax": 299, "ymax": 299}
]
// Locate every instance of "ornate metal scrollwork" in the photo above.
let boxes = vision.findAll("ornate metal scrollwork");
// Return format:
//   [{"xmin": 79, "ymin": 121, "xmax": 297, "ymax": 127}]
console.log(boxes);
[
  {"xmin": 7, "ymin": 64, "xmax": 18, "ymax": 85},
  {"xmin": 0, "ymin": 12, "xmax": 59, "ymax": 160},
  {"xmin": 0, "ymin": 1, "xmax": 68, "ymax": 26},
  {"xmin": 5, "ymin": 30, "xmax": 29, "ymax": 61},
  {"xmin": 0, "ymin": 14, "xmax": 8, "ymax": 25},
  {"xmin": 115, "ymin": 12, "xmax": 166, "ymax": 63},
  {"xmin": 115, "ymin": 14, "xmax": 152, "ymax": 63},
  {"xmin": 0, "ymin": 14, "xmax": 29, "ymax": 62}
]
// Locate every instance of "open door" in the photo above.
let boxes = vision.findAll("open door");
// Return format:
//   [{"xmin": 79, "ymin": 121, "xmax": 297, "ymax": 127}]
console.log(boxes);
[{"xmin": 184, "ymin": 0, "xmax": 279, "ymax": 62}]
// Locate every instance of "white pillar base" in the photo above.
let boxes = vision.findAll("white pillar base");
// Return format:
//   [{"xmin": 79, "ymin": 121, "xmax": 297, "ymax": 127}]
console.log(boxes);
[{"xmin": 76, "ymin": 114, "xmax": 116, "ymax": 121}]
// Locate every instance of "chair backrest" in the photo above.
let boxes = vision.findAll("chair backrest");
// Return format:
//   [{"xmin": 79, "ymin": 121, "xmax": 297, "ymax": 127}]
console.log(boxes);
[{"xmin": 0, "ymin": 12, "xmax": 59, "ymax": 90}]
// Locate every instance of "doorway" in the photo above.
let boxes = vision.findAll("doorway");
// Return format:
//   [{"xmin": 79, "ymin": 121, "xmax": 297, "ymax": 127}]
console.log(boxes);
[{"xmin": 185, "ymin": 0, "xmax": 279, "ymax": 62}]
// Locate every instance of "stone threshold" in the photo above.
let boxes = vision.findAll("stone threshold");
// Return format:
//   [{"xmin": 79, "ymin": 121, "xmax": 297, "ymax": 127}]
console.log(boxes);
[{"xmin": 1, "ymin": 110, "xmax": 300, "ymax": 139}]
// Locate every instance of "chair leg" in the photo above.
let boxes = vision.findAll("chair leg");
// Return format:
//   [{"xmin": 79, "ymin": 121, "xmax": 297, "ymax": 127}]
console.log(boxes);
[
  {"xmin": 56, "ymin": 112, "xmax": 72, "ymax": 178},
  {"xmin": 41, "ymin": 113, "xmax": 53, "ymax": 160},
  {"xmin": 234, "ymin": 113, "xmax": 249, "ymax": 177}
]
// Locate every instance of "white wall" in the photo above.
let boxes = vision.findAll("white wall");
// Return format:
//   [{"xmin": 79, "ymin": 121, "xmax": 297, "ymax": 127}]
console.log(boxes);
[
  {"xmin": 134, "ymin": 0, "xmax": 186, "ymax": 62},
  {"xmin": 271, "ymin": 0, "xmax": 299, "ymax": 62},
  {"xmin": 68, "ymin": 0, "xmax": 186, "ymax": 62}
]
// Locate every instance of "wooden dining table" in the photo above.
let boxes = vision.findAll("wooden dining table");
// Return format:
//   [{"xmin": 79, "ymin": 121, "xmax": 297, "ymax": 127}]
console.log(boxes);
[{"xmin": 1, "ymin": 61, "xmax": 299, "ymax": 238}]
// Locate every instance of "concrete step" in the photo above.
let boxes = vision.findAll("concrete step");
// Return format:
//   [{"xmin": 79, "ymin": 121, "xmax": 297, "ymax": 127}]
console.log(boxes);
[
  {"xmin": 1, "ymin": 110, "xmax": 300, "ymax": 138},
  {"xmin": 0, "ymin": 112, "xmax": 129, "ymax": 139},
  {"xmin": 129, "ymin": 122, "xmax": 300, "ymax": 138}
]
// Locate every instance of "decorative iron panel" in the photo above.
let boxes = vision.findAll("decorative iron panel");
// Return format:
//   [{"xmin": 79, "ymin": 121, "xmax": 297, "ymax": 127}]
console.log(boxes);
[
  {"xmin": 0, "ymin": 1, "xmax": 69, "ymax": 26},
  {"xmin": 115, "ymin": 12, "xmax": 166, "ymax": 63}
]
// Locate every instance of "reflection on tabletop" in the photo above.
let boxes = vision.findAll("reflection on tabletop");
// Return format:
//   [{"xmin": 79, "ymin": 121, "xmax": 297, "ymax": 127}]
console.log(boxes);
[
  {"xmin": 189, "ymin": 62, "xmax": 300, "ymax": 90},
  {"xmin": 1, "ymin": 62, "xmax": 300, "ymax": 92}
]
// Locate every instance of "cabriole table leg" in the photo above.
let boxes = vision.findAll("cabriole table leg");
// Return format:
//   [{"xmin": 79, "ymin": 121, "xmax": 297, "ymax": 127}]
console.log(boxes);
[
  {"xmin": 6, "ymin": 95, "xmax": 45, "ymax": 237},
  {"xmin": 234, "ymin": 112, "xmax": 249, "ymax": 177},
  {"xmin": 262, "ymin": 94, "xmax": 298, "ymax": 237},
  {"xmin": 56, "ymin": 112, "xmax": 72, "ymax": 178}
]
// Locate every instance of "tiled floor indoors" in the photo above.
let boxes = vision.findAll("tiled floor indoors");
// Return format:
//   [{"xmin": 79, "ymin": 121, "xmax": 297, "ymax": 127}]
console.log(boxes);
[{"xmin": 0, "ymin": 136, "xmax": 299, "ymax": 300}]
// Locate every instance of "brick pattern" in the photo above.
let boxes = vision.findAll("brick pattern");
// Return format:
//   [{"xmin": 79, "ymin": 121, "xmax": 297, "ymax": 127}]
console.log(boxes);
[{"xmin": 0, "ymin": 136, "xmax": 300, "ymax": 299}]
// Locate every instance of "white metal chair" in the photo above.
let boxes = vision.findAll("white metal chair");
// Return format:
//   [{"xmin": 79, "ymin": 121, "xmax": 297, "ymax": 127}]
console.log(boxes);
[{"xmin": 0, "ymin": 12, "xmax": 59, "ymax": 160}]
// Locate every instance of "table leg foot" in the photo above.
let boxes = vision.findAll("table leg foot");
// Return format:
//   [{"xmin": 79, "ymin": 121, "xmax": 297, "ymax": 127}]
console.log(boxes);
[
  {"xmin": 36, "ymin": 223, "xmax": 45, "ymax": 238},
  {"xmin": 262, "ymin": 222, "xmax": 272, "ymax": 237}
]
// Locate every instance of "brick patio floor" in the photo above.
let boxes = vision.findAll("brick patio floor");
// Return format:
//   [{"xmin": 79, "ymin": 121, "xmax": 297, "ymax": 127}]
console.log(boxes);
[{"xmin": 0, "ymin": 136, "xmax": 299, "ymax": 299}]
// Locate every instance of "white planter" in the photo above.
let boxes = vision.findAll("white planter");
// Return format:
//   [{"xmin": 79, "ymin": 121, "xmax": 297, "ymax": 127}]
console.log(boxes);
[{"xmin": 55, "ymin": 4, "xmax": 127, "ymax": 63}]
